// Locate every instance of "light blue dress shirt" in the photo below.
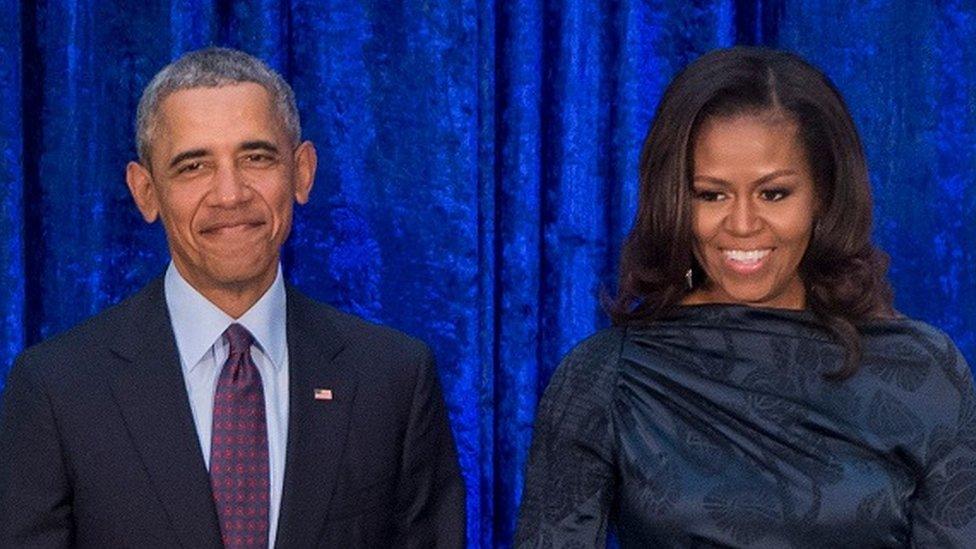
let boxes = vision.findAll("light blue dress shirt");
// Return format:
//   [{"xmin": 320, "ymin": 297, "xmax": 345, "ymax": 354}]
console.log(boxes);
[{"xmin": 164, "ymin": 263, "xmax": 289, "ymax": 548}]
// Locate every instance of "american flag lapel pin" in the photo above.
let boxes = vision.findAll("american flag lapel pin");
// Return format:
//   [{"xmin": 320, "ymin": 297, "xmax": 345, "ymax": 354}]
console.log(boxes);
[{"xmin": 314, "ymin": 388, "xmax": 333, "ymax": 401}]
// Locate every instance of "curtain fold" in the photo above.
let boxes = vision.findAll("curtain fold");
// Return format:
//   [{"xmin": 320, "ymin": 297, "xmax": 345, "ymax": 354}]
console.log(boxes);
[
  {"xmin": 0, "ymin": 0, "xmax": 23, "ymax": 370},
  {"xmin": 1, "ymin": 1, "xmax": 974, "ymax": 546},
  {"xmin": 493, "ymin": 0, "xmax": 543, "ymax": 542}
]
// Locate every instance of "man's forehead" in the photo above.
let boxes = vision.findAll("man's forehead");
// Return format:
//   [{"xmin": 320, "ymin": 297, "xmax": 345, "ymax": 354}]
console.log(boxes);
[
  {"xmin": 157, "ymin": 83, "xmax": 274, "ymax": 122},
  {"xmin": 151, "ymin": 83, "xmax": 287, "ymax": 156}
]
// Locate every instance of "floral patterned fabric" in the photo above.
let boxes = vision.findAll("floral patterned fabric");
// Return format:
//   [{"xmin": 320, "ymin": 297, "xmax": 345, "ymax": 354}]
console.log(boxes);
[{"xmin": 516, "ymin": 305, "xmax": 976, "ymax": 547}]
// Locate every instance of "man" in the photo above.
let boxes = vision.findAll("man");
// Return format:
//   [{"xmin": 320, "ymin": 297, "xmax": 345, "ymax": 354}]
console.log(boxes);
[{"xmin": 0, "ymin": 47, "xmax": 465, "ymax": 548}]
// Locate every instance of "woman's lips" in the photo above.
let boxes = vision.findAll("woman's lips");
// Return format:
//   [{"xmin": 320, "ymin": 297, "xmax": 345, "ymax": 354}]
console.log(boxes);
[{"xmin": 720, "ymin": 248, "xmax": 772, "ymax": 275}]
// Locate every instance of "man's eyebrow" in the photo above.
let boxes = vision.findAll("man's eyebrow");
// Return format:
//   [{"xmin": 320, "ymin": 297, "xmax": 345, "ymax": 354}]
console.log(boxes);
[
  {"xmin": 240, "ymin": 141, "xmax": 281, "ymax": 154},
  {"xmin": 165, "ymin": 142, "xmax": 281, "ymax": 170},
  {"xmin": 168, "ymin": 149, "xmax": 209, "ymax": 170}
]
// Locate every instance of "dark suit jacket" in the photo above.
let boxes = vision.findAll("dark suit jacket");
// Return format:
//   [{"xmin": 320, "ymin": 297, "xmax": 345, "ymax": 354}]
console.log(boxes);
[{"xmin": 0, "ymin": 278, "xmax": 465, "ymax": 548}]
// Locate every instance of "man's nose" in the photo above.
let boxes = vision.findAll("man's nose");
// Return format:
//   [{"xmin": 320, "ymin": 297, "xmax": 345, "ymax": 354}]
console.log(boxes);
[{"xmin": 212, "ymin": 163, "xmax": 251, "ymax": 206}]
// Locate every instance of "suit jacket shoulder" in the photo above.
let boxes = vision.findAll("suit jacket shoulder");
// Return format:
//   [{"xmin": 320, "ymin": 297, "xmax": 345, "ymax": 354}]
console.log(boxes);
[
  {"xmin": 1, "ymin": 276, "xmax": 225, "ymax": 548},
  {"xmin": 284, "ymin": 286, "xmax": 434, "ymax": 384},
  {"xmin": 279, "ymin": 285, "xmax": 465, "ymax": 548},
  {"xmin": 11, "ymin": 278, "xmax": 167, "ymax": 392}
]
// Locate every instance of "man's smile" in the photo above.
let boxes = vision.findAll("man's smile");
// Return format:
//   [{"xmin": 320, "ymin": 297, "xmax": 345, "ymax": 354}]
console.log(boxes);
[{"xmin": 199, "ymin": 219, "xmax": 267, "ymax": 235}]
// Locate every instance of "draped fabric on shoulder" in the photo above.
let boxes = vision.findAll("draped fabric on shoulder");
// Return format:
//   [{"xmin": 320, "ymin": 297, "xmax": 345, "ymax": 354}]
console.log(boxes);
[
  {"xmin": 515, "ymin": 305, "xmax": 976, "ymax": 548},
  {"xmin": 515, "ymin": 329, "xmax": 623, "ymax": 547}
]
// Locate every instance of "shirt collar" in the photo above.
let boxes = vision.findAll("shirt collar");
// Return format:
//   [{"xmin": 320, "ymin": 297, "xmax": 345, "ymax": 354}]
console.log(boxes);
[{"xmin": 164, "ymin": 262, "xmax": 287, "ymax": 373}]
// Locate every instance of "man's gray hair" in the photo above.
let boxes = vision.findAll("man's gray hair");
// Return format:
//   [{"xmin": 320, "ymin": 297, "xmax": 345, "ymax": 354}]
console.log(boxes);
[{"xmin": 136, "ymin": 47, "xmax": 301, "ymax": 166}]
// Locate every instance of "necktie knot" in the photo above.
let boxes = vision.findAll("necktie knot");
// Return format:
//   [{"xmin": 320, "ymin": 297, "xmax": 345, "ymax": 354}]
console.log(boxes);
[{"xmin": 224, "ymin": 323, "xmax": 254, "ymax": 356}]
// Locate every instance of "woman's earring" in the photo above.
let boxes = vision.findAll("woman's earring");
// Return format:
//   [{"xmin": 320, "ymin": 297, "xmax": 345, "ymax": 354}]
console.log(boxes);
[{"xmin": 686, "ymin": 268, "xmax": 694, "ymax": 290}]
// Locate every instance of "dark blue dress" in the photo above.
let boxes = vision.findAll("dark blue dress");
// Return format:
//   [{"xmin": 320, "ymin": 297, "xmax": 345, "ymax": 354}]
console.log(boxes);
[{"xmin": 515, "ymin": 305, "xmax": 976, "ymax": 547}]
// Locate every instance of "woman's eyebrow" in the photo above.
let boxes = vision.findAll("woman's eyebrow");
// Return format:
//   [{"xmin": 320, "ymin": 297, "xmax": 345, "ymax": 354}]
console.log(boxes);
[{"xmin": 692, "ymin": 169, "xmax": 799, "ymax": 187}]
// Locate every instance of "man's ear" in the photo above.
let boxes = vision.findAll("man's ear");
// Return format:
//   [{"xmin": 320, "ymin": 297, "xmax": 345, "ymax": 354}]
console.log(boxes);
[
  {"xmin": 293, "ymin": 141, "xmax": 317, "ymax": 205},
  {"xmin": 126, "ymin": 161, "xmax": 160, "ymax": 223}
]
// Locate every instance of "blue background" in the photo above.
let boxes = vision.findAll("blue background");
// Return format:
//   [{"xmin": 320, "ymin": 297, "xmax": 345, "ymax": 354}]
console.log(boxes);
[{"xmin": 1, "ymin": 0, "xmax": 974, "ymax": 546}]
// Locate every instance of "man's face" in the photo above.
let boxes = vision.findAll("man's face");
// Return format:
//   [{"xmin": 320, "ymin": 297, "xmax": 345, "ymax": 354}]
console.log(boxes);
[{"xmin": 127, "ymin": 83, "xmax": 315, "ymax": 299}]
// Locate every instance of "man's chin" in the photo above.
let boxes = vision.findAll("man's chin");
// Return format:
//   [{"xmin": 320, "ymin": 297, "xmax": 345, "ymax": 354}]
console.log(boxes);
[
  {"xmin": 179, "ymin": 261, "xmax": 277, "ymax": 294},
  {"xmin": 211, "ymin": 267, "xmax": 276, "ymax": 290}
]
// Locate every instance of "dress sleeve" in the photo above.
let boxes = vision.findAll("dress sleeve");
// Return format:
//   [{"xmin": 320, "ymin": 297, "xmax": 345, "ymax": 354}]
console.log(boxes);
[
  {"xmin": 515, "ymin": 329, "xmax": 623, "ymax": 548},
  {"xmin": 909, "ymin": 336, "xmax": 976, "ymax": 548}
]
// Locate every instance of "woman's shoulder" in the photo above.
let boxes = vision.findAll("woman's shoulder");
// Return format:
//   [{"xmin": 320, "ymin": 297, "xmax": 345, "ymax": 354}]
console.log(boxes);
[
  {"xmin": 542, "ymin": 328, "xmax": 627, "ymax": 404},
  {"xmin": 561, "ymin": 327, "xmax": 628, "ymax": 364},
  {"xmin": 861, "ymin": 316, "xmax": 970, "ymax": 382},
  {"xmin": 858, "ymin": 317, "xmax": 974, "ymax": 444},
  {"xmin": 863, "ymin": 314, "xmax": 954, "ymax": 342}
]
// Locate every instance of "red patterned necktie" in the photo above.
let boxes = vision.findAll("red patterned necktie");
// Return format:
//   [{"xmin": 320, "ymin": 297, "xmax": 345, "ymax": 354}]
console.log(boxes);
[{"xmin": 210, "ymin": 324, "xmax": 269, "ymax": 548}]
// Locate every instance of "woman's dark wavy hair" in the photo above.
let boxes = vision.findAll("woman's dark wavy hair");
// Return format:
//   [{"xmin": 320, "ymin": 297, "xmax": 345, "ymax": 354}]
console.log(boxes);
[{"xmin": 609, "ymin": 47, "xmax": 894, "ymax": 379}]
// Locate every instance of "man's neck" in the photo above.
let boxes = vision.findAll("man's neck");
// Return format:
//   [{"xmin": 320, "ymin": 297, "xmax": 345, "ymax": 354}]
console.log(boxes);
[{"xmin": 172, "ymin": 265, "xmax": 279, "ymax": 319}]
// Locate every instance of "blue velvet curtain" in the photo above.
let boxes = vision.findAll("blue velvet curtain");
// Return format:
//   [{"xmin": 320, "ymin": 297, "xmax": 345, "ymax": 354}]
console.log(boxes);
[{"xmin": 1, "ymin": 1, "xmax": 974, "ymax": 546}]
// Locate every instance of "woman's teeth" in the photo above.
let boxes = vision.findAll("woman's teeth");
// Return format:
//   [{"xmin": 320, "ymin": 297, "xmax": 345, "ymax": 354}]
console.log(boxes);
[{"xmin": 722, "ymin": 249, "xmax": 771, "ymax": 264}]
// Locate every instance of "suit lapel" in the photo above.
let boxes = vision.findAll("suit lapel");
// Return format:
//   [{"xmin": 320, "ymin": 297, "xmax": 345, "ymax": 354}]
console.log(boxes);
[
  {"xmin": 275, "ymin": 288, "xmax": 357, "ymax": 547},
  {"xmin": 108, "ymin": 279, "xmax": 222, "ymax": 549}
]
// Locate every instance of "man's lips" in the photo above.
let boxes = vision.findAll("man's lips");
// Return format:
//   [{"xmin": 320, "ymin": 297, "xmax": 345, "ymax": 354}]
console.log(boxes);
[{"xmin": 199, "ymin": 220, "xmax": 266, "ymax": 235}]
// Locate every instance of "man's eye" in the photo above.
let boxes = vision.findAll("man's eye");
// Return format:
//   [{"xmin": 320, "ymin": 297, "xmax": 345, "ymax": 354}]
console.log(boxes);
[
  {"xmin": 693, "ymin": 190, "xmax": 725, "ymax": 202},
  {"xmin": 177, "ymin": 161, "xmax": 204, "ymax": 174},
  {"xmin": 243, "ymin": 153, "xmax": 275, "ymax": 164},
  {"xmin": 760, "ymin": 189, "xmax": 791, "ymax": 201}
]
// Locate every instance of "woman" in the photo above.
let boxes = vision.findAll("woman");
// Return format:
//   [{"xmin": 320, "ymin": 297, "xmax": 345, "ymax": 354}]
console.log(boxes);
[{"xmin": 515, "ymin": 47, "xmax": 976, "ymax": 547}]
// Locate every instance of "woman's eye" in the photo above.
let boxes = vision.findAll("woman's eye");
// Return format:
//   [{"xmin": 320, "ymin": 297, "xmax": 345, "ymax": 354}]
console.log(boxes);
[
  {"xmin": 693, "ymin": 190, "xmax": 725, "ymax": 202},
  {"xmin": 760, "ymin": 189, "xmax": 791, "ymax": 201}
]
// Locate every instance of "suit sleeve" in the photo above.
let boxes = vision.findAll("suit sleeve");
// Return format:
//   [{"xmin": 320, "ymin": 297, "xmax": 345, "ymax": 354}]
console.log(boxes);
[
  {"xmin": 909, "ymin": 337, "xmax": 976, "ymax": 547},
  {"xmin": 393, "ymin": 345, "xmax": 466, "ymax": 548},
  {"xmin": 515, "ymin": 329, "xmax": 622, "ymax": 548},
  {"xmin": 0, "ymin": 353, "xmax": 74, "ymax": 548}
]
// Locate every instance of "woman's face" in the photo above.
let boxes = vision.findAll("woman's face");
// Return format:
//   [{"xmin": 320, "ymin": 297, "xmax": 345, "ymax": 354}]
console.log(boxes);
[{"xmin": 686, "ymin": 113, "xmax": 817, "ymax": 310}]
